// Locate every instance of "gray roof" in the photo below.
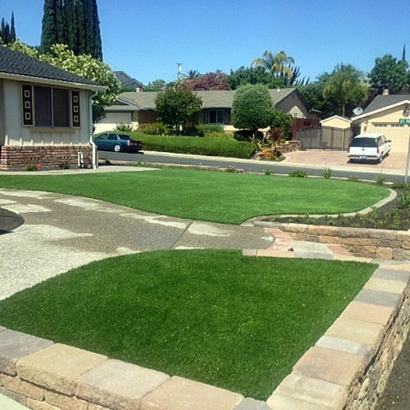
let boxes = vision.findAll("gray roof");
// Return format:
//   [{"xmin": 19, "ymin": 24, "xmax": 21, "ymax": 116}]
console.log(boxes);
[
  {"xmin": 112, "ymin": 87, "xmax": 301, "ymax": 111},
  {"xmin": 364, "ymin": 94, "xmax": 410, "ymax": 113},
  {"xmin": 0, "ymin": 45, "xmax": 102, "ymax": 88}
]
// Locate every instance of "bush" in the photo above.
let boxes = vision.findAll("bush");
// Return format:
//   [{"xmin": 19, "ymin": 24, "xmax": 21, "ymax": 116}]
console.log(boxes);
[
  {"xmin": 196, "ymin": 124, "xmax": 225, "ymax": 137},
  {"xmin": 234, "ymin": 129, "xmax": 263, "ymax": 142},
  {"xmin": 322, "ymin": 167, "xmax": 334, "ymax": 179},
  {"xmin": 114, "ymin": 123, "xmax": 133, "ymax": 132},
  {"xmin": 205, "ymin": 131, "xmax": 232, "ymax": 139},
  {"xmin": 137, "ymin": 122, "xmax": 169, "ymax": 135},
  {"xmin": 132, "ymin": 133, "xmax": 255, "ymax": 159},
  {"xmin": 289, "ymin": 170, "xmax": 307, "ymax": 178}
]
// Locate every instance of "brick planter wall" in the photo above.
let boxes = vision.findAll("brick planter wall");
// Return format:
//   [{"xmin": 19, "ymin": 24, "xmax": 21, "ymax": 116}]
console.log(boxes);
[
  {"xmin": 268, "ymin": 223, "xmax": 410, "ymax": 261},
  {"xmin": 0, "ymin": 146, "xmax": 93, "ymax": 170}
]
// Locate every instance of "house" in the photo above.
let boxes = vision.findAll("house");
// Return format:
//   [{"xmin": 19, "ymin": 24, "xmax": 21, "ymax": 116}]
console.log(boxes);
[
  {"xmin": 95, "ymin": 88, "xmax": 319, "ymax": 134},
  {"xmin": 352, "ymin": 94, "xmax": 410, "ymax": 153},
  {"xmin": 0, "ymin": 46, "xmax": 105, "ymax": 170},
  {"xmin": 114, "ymin": 71, "xmax": 144, "ymax": 91}
]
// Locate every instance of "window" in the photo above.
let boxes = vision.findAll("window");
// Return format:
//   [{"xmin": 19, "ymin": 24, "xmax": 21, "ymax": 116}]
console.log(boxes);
[
  {"xmin": 22, "ymin": 85, "xmax": 80, "ymax": 128},
  {"xmin": 208, "ymin": 110, "xmax": 225, "ymax": 124}
]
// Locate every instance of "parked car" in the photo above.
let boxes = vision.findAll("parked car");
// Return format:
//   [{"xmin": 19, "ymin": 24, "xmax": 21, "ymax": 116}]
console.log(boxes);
[
  {"xmin": 348, "ymin": 134, "xmax": 391, "ymax": 163},
  {"xmin": 93, "ymin": 133, "xmax": 143, "ymax": 153}
]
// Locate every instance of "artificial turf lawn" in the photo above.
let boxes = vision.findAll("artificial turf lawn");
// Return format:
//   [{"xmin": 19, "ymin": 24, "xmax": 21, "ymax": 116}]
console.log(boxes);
[
  {"xmin": 0, "ymin": 168, "xmax": 389, "ymax": 224},
  {"xmin": 0, "ymin": 250, "xmax": 376, "ymax": 400}
]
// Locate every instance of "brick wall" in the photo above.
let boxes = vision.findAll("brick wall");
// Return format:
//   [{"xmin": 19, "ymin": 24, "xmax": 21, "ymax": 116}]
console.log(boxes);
[{"xmin": 0, "ymin": 146, "xmax": 93, "ymax": 171}]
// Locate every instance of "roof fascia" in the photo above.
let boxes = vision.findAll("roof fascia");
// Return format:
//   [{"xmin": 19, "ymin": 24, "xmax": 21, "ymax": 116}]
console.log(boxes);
[
  {"xmin": 353, "ymin": 100, "xmax": 410, "ymax": 120},
  {"xmin": 0, "ymin": 72, "xmax": 106, "ymax": 91}
]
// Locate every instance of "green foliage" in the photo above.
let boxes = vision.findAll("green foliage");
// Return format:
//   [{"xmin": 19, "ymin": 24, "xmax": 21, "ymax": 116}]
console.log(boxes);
[
  {"xmin": 370, "ymin": 54, "xmax": 409, "ymax": 94},
  {"xmin": 289, "ymin": 170, "xmax": 307, "ymax": 178},
  {"xmin": 196, "ymin": 124, "xmax": 225, "ymax": 137},
  {"xmin": 144, "ymin": 79, "xmax": 167, "ymax": 91},
  {"xmin": 40, "ymin": 44, "xmax": 120, "ymax": 122},
  {"xmin": 135, "ymin": 134, "xmax": 255, "ymax": 159},
  {"xmin": 347, "ymin": 176, "xmax": 362, "ymax": 182},
  {"xmin": 0, "ymin": 13, "xmax": 16, "ymax": 45},
  {"xmin": 58, "ymin": 161, "xmax": 70, "ymax": 169},
  {"xmin": 114, "ymin": 123, "xmax": 134, "ymax": 132},
  {"xmin": 40, "ymin": 0, "xmax": 102, "ymax": 59},
  {"xmin": 137, "ymin": 122, "xmax": 169, "ymax": 135},
  {"xmin": 398, "ymin": 191, "xmax": 410, "ymax": 209},
  {"xmin": 269, "ymin": 110, "xmax": 293, "ymax": 142},
  {"xmin": 322, "ymin": 167, "xmax": 334, "ymax": 179},
  {"xmin": 232, "ymin": 84, "xmax": 273, "ymax": 147},
  {"xmin": 323, "ymin": 64, "xmax": 368, "ymax": 117},
  {"xmin": 374, "ymin": 173, "xmax": 386, "ymax": 185},
  {"xmin": 227, "ymin": 66, "xmax": 275, "ymax": 90},
  {"xmin": 233, "ymin": 129, "xmax": 263, "ymax": 142},
  {"xmin": 155, "ymin": 85, "xmax": 202, "ymax": 133}
]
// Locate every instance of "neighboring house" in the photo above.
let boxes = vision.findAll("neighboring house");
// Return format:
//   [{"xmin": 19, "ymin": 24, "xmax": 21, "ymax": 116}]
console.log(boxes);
[
  {"xmin": 352, "ymin": 94, "xmax": 410, "ymax": 153},
  {"xmin": 95, "ymin": 88, "xmax": 319, "ymax": 134},
  {"xmin": 114, "ymin": 71, "xmax": 144, "ymax": 91},
  {"xmin": 0, "ymin": 46, "xmax": 105, "ymax": 170}
]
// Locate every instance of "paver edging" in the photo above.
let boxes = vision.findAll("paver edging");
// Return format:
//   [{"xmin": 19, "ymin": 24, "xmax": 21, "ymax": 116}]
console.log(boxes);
[
  {"xmin": 1, "ymin": 268, "xmax": 410, "ymax": 409},
  {"xmin": 255, "ymin": 221, "xmax": 410, "ymax": 260}
]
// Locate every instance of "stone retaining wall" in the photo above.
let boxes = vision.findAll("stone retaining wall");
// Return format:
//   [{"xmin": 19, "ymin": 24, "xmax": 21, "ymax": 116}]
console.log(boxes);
[
  {"xmin": 270, "ymin": 223, "xmax": 410, "ymax": 260},
  {"xmin": 0, "ymin": 146, "xmax": 93, "ymax": 170},
  {"xmin": 1, "ymin": 264, "xmax": 410, "ymax": 409}
]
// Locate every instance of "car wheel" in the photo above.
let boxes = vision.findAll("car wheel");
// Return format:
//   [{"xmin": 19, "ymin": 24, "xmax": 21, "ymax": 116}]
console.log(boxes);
[{"xmin": 113, "ymin": 144, "xmax": 121, "ymax": 152}]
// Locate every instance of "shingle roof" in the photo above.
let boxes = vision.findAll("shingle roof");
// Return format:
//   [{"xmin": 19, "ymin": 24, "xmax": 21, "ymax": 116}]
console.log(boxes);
[
  {"xmin": 113, "ymin": 87, "xmax": 302, "ymax": 111},
  {"xmin": 363, "ymin": 94, "xmax": 410, "ymax": 113},
  {"xmin": 0, "ymin": 45, "xmax": 101, "ymax": 88}
]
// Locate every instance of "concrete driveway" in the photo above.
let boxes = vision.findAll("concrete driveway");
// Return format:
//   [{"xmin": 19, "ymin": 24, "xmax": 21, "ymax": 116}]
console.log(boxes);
[
  {"xmin": 283, "ymin": 149, "xmax": 408, "ymax": 175},
  {"xmin": 0, "ymin": 187, "xmax": 273, "ymax": 301}
]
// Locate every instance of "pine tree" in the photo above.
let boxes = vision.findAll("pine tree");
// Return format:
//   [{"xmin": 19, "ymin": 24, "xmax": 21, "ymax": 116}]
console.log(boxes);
[
  {"xmin": 83, "ymin": 0, "xmax": 94, "ymax": 56},
  {"xmin": 40, "ymin": 0, "xmax": 65, "ymax": 53},
  {"xmin": 0, "ymin": 18, "xmax": 6, "ymax": 43},
  {"xmin": 91, "ymin": 0, "xmax": 102, "ymax": 60},
  {"xmin": 10, "ymin": 12, "xmax": 16, "ymax": 42},
  {"xmin": 64, "ymin": 0, "xmax": 77, "ymax": 53},
  {"xmin": 75, "ymin": 0, "xmax": 86, "ymax": 55}
]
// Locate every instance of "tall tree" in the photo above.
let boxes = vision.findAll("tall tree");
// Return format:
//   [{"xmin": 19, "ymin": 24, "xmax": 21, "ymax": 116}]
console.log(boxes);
[
  {"xmin": 90, "ymin": 0, "xmax": 102, "ymax": 60},
  {"xmin": 182, "ymin": 71, "xmax": 230, "ymax": 91},
  {"xmin": 10, "ymin": 12, "xmax": 16, "ymax": 43},
  {"xmin": 64, "ymin": 0, "xmax": 77, "ymax": 52},
  {"xmin": 370, "ymin": 54, "xmax": 409, "ymax": 94},
  {"xmin": 323, "ymin": 64, "xmax": 368, "ymax": 117},
  {"xmin": 40, "ymin": 0, "xmax": 65, "ymax": 53},
  {"xmin": 251, "ymin": 50, "xmax": 296, "ymax": 86}
]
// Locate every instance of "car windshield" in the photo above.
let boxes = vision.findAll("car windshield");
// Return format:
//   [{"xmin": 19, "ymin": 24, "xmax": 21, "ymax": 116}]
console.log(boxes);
[{"xmin": 350, "ymin": 138, "xmax": 378, "ymax": 148}]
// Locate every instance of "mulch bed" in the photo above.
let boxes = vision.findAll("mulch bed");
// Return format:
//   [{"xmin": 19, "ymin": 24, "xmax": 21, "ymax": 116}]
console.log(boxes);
[{"xmin": 268, "ymin": 187, "xmax": 410, "ymax": 231}]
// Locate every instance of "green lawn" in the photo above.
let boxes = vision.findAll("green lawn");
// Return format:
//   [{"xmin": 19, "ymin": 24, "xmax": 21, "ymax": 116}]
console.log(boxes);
[
  {"xmin": 0, "ymin": 250, "xmax": 376, "ymax": 400},
  {"xmin": 0, "ymin": 168, "xmax": 389, "ymax": 224}
]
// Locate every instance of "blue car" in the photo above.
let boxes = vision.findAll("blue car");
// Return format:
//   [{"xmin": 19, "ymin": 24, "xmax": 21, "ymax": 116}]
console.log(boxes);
[{"xmin": 93, "ymin": 133, "xmax": 143, "ymax": 153}]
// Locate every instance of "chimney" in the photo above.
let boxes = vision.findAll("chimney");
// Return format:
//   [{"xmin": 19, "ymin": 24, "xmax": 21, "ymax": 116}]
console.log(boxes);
[{"xmin": 383, "ymin": 89, "xmax": 389, "ymax": 95}]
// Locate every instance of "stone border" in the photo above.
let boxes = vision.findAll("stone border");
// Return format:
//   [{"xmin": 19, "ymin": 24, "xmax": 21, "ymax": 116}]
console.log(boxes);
[
  {"xmin": 1, "ymin": 262, "xmax": 410, "ymax": 410},
  {"xmin": 254, "ymin": 221, "xmax": 410, "ymax": 261}
]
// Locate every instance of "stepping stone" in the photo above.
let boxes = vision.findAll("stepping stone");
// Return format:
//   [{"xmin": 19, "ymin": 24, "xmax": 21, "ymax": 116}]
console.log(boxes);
[{"xmin": 293, "ymin": 241, "xmax": 334, "ymax": 260}]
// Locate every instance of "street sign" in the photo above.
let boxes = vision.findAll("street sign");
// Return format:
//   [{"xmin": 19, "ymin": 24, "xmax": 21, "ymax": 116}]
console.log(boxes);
[{"xmin": 400, "ymin": 118, "xmax": 410, "ymax": 125}]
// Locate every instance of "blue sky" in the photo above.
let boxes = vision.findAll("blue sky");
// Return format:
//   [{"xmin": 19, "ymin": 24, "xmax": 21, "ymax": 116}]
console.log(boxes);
[{"xmin": 1, "ymin": 0, "xmax": 408, "ymax": 86}]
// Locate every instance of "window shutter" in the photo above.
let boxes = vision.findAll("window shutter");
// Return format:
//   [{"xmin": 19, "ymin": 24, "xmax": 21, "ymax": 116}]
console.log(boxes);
[
  {"xmin": 22, "ymin": 85, "xmax": 34, "ymax": 126},
  {"xmin": 72, "ymin": 91, "xmax": 81, "ymax": 127}
]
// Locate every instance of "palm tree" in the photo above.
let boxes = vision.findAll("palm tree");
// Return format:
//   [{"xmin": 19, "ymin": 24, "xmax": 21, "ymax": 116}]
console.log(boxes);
[
  {"xmin": 183, "ymin": 70, "xmax": 201, "ymax": 79},
  {"xmin": 251, "ymin": 50, "xmax": 295, "ymax": 81}
]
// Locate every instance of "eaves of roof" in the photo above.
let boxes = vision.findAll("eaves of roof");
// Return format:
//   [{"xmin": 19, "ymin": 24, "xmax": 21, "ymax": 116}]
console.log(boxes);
[
  {"xmin": 352, "ymin": 95, "xmax": 410, "ymax": 121},
  {"xmin": 0, "ymin": 45, "xmax": 105, "ymax": 91}
]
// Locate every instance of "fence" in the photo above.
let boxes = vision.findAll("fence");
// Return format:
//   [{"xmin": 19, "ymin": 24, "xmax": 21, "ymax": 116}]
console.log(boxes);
[{"xmin": 296, "ymin": 127, "xmax": 353, "ymax": 150}]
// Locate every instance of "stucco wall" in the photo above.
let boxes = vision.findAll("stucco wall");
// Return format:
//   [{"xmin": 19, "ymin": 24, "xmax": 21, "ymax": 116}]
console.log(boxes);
[
  {"xmin": 276, "ymin": 91, "xmax": 314, "ymax": 119},
  {"xmin": 321, "ymin": 117, "xmax": 352, "ymax": 129}
]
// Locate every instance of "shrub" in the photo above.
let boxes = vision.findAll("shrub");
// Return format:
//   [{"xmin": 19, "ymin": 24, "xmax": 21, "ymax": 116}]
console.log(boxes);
[
  {"xmin": 234, "ymin": 129, "xmax": 263, "ymax": 142},
  {"xmin": 289, "ymin": 170, "xmax": 307, "ymax": 178},
  {"xmin": 114, "ymin": 123, "xmax": 133, "ymax": 132},
  {"xmin": 58, "ymin": 161, "xmax": 70, "ymax": 169},
  {"xmin": 322, "ymin": 167, "xmax": 334, "ymax": 179},
  {"xmin": 133, "ymin": 133, "xmax": 255, "ymax": 159},
  {"xmin": 205, "ymin": 131, "xmax": 232, "ymax": 139},
  {"xmin": 399, "ymin": 191, "xmax": 410, "ymax": 209},
  {"xmin": 347, "ymin": 176, "xmax": 362, "ymax": 182},
  {"xmin": 137, "ymin": 122, "xmax": 169, "ymax": 135},
  {"xmin": 196, "ymin": 124, "xmax": 225, "ymax": 137},
  {"xmin": 374, "ymin": 174, "xmax": 386, "ymax": 185}
]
